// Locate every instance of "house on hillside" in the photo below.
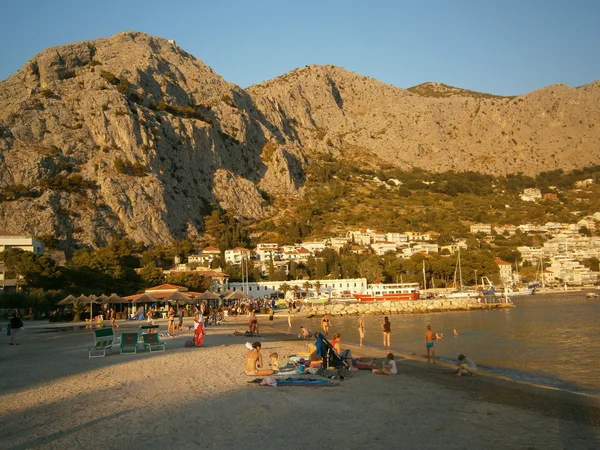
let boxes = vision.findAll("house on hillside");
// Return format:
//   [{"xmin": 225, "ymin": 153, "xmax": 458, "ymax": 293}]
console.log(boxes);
[
  {"xmin": 470, "ymin": 223, "xmax": 492, "ymax": 235},
  {"xmin": 188, "ymin": 246, "xmax": 221, "ymax": 266},
  {"xmin": 255, "ymin": 243, "xmax": 280, "ymax": 261},
  {"xmin": 494, "ymin": 258, "xmax": 513, "ymax": 285},
  {"xmin": 224, "ymin": 247, "xmax": 251, "ymax": 266}
]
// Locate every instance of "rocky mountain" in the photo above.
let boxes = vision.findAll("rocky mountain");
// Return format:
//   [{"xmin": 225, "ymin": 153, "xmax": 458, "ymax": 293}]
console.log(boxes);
[{"xmin": 0, "ymin": 31, "xmax": 598, "ymax": 250}]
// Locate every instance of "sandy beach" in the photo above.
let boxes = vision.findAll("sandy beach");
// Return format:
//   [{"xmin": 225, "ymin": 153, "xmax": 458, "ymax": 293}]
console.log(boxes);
[{"xmin": 1, "ymin": 314, "xmax": 599, "ymax": 450}]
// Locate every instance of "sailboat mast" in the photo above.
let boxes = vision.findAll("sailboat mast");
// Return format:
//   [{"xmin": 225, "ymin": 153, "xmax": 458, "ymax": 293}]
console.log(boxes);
[{"xmin": 458, "ymin": 247, "xmax": 463, "ymax": 291}]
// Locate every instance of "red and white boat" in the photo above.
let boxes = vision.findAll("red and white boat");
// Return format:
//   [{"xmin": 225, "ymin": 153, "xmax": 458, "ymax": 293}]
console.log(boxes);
[{"xmin": 353, "ymin": 283, "xmax": 420, "ymax": 302}]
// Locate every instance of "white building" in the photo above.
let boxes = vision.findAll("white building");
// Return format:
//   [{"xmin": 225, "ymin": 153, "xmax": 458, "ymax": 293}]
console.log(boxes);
[
  {"xmin": 188, "ymin": 246, "xmax": 221, "ymax": 266},
  {"xmin": 301, "ymin": 241, "xmax": 327, "ymax": 253},
  {"xmin": 494, "ymin": 258, "xmax": 513, "ymax": 285},
  {"xmin": 327, "ymin": 237, "xmax": 349, "ymax": 251},
  {"xmin": 255, "ymin": 243, "xmax": 280, "ymax": 261},
  {"xmin": 371, "ymin": 241, "xmax": 398, "ymax": 256},
  {"xmin": 0, "ymin": 234, "xmax": 45, "ymax": 293},
  {"xmin": 228, "ymin": 278, "xmax": 368, "ymax": 299},
  {"xmin": 224, "ymin": 247, "xmax": 251, "ymax": 266},
  {"xmin": 520, "ymin": 188, "xmax": 542, "ymax": 202},
  {"xmin": 470, "ymin": 223, "xmax": 492, "ymax": 235}
]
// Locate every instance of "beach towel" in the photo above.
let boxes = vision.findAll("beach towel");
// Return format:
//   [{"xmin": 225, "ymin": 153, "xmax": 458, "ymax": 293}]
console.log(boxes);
[{"xmin": 273, "ymin": 378, "xmax": 336, "ymax": 387}]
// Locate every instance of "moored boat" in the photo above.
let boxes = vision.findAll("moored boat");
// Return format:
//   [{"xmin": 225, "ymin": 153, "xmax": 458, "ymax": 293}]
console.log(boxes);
[{"xmin": 353, "ymin": 283, "xmax": 420, "ymax": 302}]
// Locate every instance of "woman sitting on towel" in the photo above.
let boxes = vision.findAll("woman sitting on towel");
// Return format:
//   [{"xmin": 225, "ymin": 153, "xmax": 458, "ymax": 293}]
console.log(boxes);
[{"xmin": 245, "ymin": 342, "xmax": 274, "ymax": 376}]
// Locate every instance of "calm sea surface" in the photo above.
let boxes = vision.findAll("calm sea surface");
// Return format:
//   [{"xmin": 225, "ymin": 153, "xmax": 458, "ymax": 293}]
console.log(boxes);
[{"xmin": 296, "ymin": 291, "xmax": 600, "ymax": 396}]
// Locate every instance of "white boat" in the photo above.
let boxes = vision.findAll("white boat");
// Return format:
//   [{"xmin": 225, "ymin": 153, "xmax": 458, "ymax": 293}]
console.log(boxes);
[
  {"xmin": 496, "ymin": 286, "xmax": 535, "ymax": 297},
  {"xmin": 330, "ymin": 291, "xmax": 358, "ymax": 303},
  {"xmin": 444, "ymin": 289, "xmax": 479, "ymax": 299}
]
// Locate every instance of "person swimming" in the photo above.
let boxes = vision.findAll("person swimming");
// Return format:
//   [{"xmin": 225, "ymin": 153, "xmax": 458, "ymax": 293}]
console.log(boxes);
[{"xmin": 453, "ymin": 329, "xmax": 459, "ymax": 336}]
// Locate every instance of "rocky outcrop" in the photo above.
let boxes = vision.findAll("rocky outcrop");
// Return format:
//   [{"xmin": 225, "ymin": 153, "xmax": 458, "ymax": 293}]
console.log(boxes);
[
  {"xmin": 301, "ymin": 299, "xmax": 513, "ymax": 317},
  {"xmin": 1, "ymin": 31, "xmax": 599, "ymax": 250}
]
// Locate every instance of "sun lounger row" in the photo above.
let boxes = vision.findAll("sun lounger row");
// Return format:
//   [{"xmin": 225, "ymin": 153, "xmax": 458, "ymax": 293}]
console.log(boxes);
[{"xmin": 88, "ymin": 328, "xmax": 166, "ymax": 358}]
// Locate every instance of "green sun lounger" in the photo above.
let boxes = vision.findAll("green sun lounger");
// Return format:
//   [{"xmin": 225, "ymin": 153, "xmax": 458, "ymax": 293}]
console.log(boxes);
[
  {"xmin": 88, "ymin": 327, "xmax": 116, "ymax": 358},
  {"xmin": 143, "ymin": 333, "xmax": 166, "ymax": 352},
  {"xmin": 120, "ymin": 332, "xmax": 139, "ymax": 354}
]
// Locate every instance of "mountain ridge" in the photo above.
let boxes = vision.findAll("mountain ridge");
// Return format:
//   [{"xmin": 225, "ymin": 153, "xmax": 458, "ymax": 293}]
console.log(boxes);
[{"xmin": 0, "ymin": 31, "xmax": 598, "ymax": 250}]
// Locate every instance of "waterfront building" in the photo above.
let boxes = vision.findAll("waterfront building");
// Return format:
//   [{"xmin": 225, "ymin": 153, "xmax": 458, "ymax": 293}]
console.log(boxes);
[{"xmin": 228, "ymin": 278, "xmax": 368, "ymax": 300}]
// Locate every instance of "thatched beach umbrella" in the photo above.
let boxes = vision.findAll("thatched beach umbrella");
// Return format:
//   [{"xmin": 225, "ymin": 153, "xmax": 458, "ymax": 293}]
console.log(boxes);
[
  {"xmin": 197, "ymin": 290, "xmax": 221, "ymax": 301},
  {"xmin": 197, "ymin": 290, "xmax": 221, "ymax": 306},
  {"xmin": 166, "ymin": 291, "xmax": 194, "ymax": 305},
  {"xmin": 225, "ymin": 290, "xmax": 251, "ymax": 300},
  {"xmin": 57, "ymin": 294, "xmax": 77, "ymax": 306},
  {"xmin": 97, "ymin": 294, "xmax": 110, "ymax": 304},
  {"xmin": 135, "ymin": 293, "xmax": 158, "ymax": 304},
  {"xmin": 77, "ymin": 294, "xmax": 99, "ymax": 321},
  {"xmin": 107, "ymin": 293, "xmax": 127, "ymax": 304}
]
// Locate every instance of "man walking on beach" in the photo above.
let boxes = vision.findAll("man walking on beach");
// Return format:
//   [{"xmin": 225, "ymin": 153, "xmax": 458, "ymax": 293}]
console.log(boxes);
[
  {"xmin": 357, "ymin": 314, "xmax": 365, "ymax": 347},
  {"xmin": 382, "ymin": 316, "xmax": 391, "ymax": 349},
  {"xmin": 425, "ymin": 324, "xmax": 436, "ymax": 363}
]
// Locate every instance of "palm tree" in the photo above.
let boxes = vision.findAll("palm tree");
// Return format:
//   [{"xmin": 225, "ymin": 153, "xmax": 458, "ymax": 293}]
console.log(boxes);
[
  {"xmin": 314, "ymin": 280, "xmax": 322, "ymax": 296},
  {"xmin": 291, "ymin": 284, "xmax": 301, "ymax": 301},
  {"xmin": 303, "ymin": 281, "xmax": 313, "ymax": 299},
  {"xmin": 280, "ymin": 282, "xmax": 290, "ymax": 300},
  {"xmin": 70, "ymin": 300, "xmax": 87, "ymax": 322}
]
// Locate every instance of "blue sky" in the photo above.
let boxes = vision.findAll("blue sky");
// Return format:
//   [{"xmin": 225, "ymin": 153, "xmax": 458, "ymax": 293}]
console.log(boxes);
[{"xmin": 1, "ymin": 0, "xmax": 599, "ymax": 96}]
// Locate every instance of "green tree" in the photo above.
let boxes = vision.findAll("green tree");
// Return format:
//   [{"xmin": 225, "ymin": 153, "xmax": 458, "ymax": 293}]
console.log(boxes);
[
  {"xmin": 165, "ymin": 273, "xmax": 211, "ymax": 292},
  {"xmin": 139, "ymin": 262, "xmax": 166, "ymax": 287}
]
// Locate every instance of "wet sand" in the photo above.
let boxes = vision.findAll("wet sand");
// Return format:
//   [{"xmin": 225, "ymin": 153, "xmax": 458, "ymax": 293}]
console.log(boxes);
[{"xmin": 0, "ymin": 315, "xmax": 598, "ymax": 449}]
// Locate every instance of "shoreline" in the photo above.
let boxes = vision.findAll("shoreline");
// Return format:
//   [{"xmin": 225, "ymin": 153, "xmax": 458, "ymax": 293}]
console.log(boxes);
[{"xmin": 1, "ymin": 315, "xmax": 598, "ymax": 448}]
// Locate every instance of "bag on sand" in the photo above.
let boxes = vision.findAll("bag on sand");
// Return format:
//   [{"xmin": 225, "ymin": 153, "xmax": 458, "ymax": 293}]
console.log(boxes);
[{"xmin": 184, "ymin": 338, "xmax": 194, "ymax": 347}]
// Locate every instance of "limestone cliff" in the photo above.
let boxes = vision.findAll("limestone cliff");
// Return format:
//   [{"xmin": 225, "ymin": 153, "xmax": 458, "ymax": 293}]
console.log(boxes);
[{"xmin": 0, "ymin": 31, "xmax": 598, "ymax": 250}]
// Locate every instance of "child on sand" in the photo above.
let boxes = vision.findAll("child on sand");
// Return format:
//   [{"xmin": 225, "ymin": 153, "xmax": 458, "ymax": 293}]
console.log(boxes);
[
  {"xmin": 269, "ymin": 353, "xmax": 279, "ymax": 372},
  {"xmin": 455, "ymin": 354, "xmax": 477, "ymax": 376},
  {"xmin": 372, "ymin": 353, "xmax": 397, "ymax": 375}
]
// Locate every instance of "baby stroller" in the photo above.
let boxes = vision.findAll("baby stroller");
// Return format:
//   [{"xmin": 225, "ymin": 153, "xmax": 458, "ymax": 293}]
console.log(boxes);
[{"xmin": 314, "ymin": 332, "xmax": 349, "ymax": 370}]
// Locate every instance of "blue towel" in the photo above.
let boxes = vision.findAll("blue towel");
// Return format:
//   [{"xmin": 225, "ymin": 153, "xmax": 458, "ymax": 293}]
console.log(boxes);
[{"xmin": 275, "ymin": 378, "xmax": 331, "ymax": 386}]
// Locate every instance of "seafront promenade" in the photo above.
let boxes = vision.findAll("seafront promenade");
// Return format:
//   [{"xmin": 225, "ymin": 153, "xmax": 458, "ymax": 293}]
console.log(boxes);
[{"xmin": 1, "ymin": 315, "xmax": 599, "ymax": 449}]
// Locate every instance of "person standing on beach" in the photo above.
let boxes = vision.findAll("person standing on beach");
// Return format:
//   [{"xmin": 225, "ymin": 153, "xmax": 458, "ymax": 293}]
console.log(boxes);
[
  {"xmin": 382, "ymin": 316, "xmax": 391, "ymax": 349},
  {"xmin": 357, "ymin": 314, "xmax": 366, "ymax": 347},
  {"xmin": 321, "ymin": 314, "xmax": 331, "ymax": 336},
  {"xmin": 167, "ymin": 307, "xmax": 175, "ymax": 336},
  {"xmin": 249, "ymin": 310, "xmax": 259, "ymax": 336},
  {"xmin": 109, "ymin": 307, "xmax": 118, "ymax": 329},
  {"xmin": 425, "ymin": 324, "xmax": 436, "ymax": 363},
  {"xmin": 9, "ymin": 311, "xmax": 23, "ymax": 345},
  {"xmin": 268, "ymin": 308, "xmax": 274, "ymax": 326},
  {"xmin": 177, "ymin": 308, "xmax": 184, "ymax": 331}
]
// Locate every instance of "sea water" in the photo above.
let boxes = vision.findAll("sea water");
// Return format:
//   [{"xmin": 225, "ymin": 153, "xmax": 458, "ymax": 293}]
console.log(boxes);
[{"xmin": 294, "ymin": 291, "xmax": 600, "ymax": 397}]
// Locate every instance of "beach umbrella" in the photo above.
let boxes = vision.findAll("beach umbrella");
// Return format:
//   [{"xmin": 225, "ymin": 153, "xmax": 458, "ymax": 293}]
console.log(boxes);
[
  {"xmin": 97, "ymin": 294, "xmax": 110, "ymax": 304},
  {"xmin": 57, "ymin": 294, "xmax": 77, "ymax": 306},
  {"xmin": 225, "ymin": 290, "xmax": 251, "ymax": 300},
  {"xmin": 166, "ymin": 291, "xmax": 194, "ymax": 305},
  {"xmin": 77, "ymin": 294, "xmax": 99, "ymax": 321},
  {"xmin": 197, "ymin": 290, "xmax": 221, "ymax": 307},
  {"xmin": 135, "ymin": 293, "xmax": 158, "ymax": 304},
  {"xmin": 107, "ymin": 293, "xmax": 127, "ymax": 304},
  {"xmin": 197, "ymin": 290, "xmax": 221, "ymax": 300}
]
